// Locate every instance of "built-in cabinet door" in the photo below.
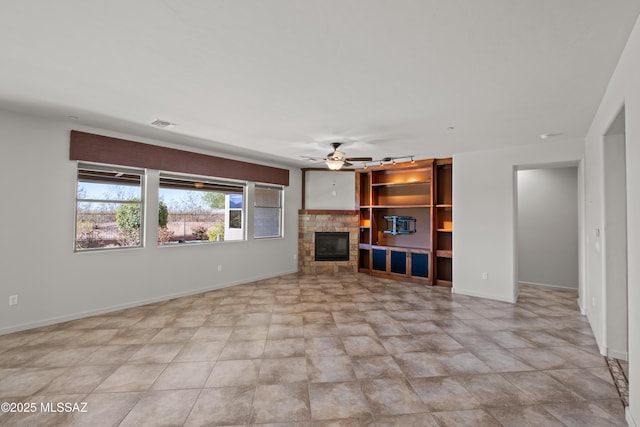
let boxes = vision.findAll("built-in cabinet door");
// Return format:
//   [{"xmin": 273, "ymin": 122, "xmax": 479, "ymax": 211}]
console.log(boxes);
[
  {"xmin": 410, "ymin": 252, "xmax": 429, "ymax": 279},
  {"xmin": 370, "ymin": 247, "xmax": 431, "ymax": 282},
  {"xmin": 372, "ymin": 248, "xmax": 387, "ymax": 272},
  {"xmin": 390, "ymin": 250, "xmax": 407, "ymax": 275}
]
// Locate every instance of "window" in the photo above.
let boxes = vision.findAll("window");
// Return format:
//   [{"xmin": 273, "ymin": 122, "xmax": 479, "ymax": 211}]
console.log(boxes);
[
  {"xmin": 75, "ymin": 163, "xmax": 144, "ymax": 251},
  {"xmin": 228, "ymin": 194, "xmax": 243, "ymax": 229},
  {"xmin": 254, "ymin": 185, "xmax": 283, "ymax": 238},
  {"xmin": 158, "ymin": 174, "xmax": 246, "ymax": 245}
]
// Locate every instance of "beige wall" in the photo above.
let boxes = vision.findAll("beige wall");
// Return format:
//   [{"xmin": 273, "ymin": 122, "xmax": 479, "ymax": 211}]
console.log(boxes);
[
  {"xmin": 304, "ymin": 170, "xmax": 356, "ymax": 210},
  {"xmin": 0, "ymin": 109, "xmax": 301, "ymax": 334},
  {"xmin": 585, "ymin": 13, "xmax": 640, "ymax": 425},
  {"xmin": 453, "ymin": 140, "xmax": 584, "ymax": 303}
]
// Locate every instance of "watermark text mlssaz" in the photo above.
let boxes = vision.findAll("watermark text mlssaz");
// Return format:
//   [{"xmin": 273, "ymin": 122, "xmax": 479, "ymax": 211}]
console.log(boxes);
[{"xmin": 1, "ymin": 401, "xmax": 88, "ymax": 413}]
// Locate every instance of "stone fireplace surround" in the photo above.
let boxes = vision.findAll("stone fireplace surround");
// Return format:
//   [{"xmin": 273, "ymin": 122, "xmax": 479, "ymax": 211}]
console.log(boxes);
[{"xmin": 298, "ymin": 210, "xmax": 359, "ymax": 274}]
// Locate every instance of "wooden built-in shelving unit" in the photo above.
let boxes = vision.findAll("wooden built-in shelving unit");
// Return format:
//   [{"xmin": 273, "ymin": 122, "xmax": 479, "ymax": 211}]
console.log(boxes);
[
  {"xmin": 433, "ymin": 158, "xmax": 453, "ymax": 286},
  {"xmin": 356, "ymin": 158, "xmax": 453, "ymax": 286}
]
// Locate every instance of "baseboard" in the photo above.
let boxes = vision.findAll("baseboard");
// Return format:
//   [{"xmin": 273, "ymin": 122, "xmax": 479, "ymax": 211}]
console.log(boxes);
[
  {"xmin": 607, "ymin": 349, "xmax": 628, "ymax": 361},
  {"xmin": 0, "ymin": 269, "xmax": 298, "ymax": 336},
  {"xmin": 596, "ymin": 339, "xmax": 607, "ymax": 357},
  {"xmin": 627, "ymin": 407, "xmax": 637, "ymax": 427},
  {"xmin": 518, "ymin": 281, "xmax": 578, "ymax": 292},
  {"xmin": 451, "ymin": 288, "xmax": 517, "ymax": 304},
  {"xmin": 578, "ymin": 297, "xmax": 586, "ymax": 315}
]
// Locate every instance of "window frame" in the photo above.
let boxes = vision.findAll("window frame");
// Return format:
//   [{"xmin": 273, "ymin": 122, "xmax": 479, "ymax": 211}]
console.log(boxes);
[
  {"xmin": 74, "ymin": 162, "xmax": 146, "ymax": 252},
  {"xmin": 253, "ymin": 184, "xmax": 284, "ymax": 239}
]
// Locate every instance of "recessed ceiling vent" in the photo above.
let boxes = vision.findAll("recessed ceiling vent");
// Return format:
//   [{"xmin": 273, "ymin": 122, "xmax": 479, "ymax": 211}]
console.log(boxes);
[
  {"xmin": 151, "ymin": 119, "xmax": 175, "ymax": 128},
  {"xmin": 539, "ymin": 132, "xmax": 563, "ymax": 140}
]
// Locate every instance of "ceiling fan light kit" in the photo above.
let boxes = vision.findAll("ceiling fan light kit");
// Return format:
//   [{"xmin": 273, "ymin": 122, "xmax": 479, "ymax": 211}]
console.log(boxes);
[{"xmin": 326, "ymin": 159, "xmax": 345, "ymax": 170}]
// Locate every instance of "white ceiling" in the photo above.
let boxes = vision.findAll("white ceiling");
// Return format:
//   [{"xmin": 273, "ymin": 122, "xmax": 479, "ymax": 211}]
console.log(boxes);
[{"xmin": 1, "ymin": 1, "xmax": 638, "ymax": 167}]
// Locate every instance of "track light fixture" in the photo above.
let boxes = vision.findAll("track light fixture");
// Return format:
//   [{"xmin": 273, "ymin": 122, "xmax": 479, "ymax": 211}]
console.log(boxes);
[{"xmin": 367, "ymin": 155, "xmax": 416, "ymax": 168}]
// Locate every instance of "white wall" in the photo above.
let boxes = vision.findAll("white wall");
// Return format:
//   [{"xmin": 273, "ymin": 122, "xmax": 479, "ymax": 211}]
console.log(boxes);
[
  {"xmin": 453, "ymin": 140, "xmax": 584, "ymax": 303},
  {"xmin": 517, "ymin": 167, "xmax": 578, "ymax": 291},
  {"xmin": 0, "ymin": 109, "xmax": 301, "ymax": 334},
  {"xmin": 585, "ymin": 14, "xmax": 640, "ymax": 426},
  {"xmin": 304, "ymin": 170, "xmax": 356, "ymax": 210}
]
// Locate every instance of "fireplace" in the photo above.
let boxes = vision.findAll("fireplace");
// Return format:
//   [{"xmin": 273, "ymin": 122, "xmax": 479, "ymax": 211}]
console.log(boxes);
[
  {"xmin": 315, "ymin": 232, "xmax": 349, "ymax": 261},
  {"xmin": 298, "ymin": 210, "xmax": 358, "ymax": 274}
]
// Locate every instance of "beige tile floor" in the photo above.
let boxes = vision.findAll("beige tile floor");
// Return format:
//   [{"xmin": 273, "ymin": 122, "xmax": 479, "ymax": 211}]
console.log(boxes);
[{"xmin": 0, "ymin": 274, "xmax": 626, "ymax": 426}]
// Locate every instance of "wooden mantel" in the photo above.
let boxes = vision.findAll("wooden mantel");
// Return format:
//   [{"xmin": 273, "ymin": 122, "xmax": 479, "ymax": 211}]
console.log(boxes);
[{"xmin": 299, "ymin": 209, "xmax": 358, "ymax": 215}]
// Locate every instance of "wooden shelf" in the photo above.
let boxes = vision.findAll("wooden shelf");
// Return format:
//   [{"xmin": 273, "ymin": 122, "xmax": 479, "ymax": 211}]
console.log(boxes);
[
  {"xmin": 372, "ymin": 181, "xmax": 431, "ymax": 187},
  {"xmin": 436, "ymin": 250, "xmax": 452, "ymax": 258},
  {"xmin": 372, "ymin": 244, "xmax": 431, "ymax": 251},
  {"xmin": 372, "ymin": 205, "xmax": 432, "ymax": 208},
  {"xmin": 437, "ymin": 228, "xmax": 453, "ymax": 232},
  {"xmin": 436, "ymin": 204, "xmax": 452, "ymax": 208},
  {"xmin": 372, "ymin": 181, "xmax": 431, "ymax": 206},
  {"xmin": 371, "ymin": 165, "xmax": 432, "ymax": 186}
]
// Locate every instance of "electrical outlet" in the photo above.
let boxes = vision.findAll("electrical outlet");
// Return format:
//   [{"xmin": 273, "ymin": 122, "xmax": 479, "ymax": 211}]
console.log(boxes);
[
  {"xmin": 293, "ymin": 253, "xmax": 297, "ymax": 260},
  {"xmin": 9, "ymin": 295, "xmax": 18, "ymax": 306},
  {"xmin": 217, "ymin": 265, "xmax": 222, "ymax": 272},
  {"xmin": 481, "ymin": 272, "xmax": 488, "ymax": 280}
]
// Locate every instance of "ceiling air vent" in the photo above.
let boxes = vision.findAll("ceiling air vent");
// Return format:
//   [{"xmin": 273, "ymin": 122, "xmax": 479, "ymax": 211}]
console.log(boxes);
[{"xmin": 151, "ymin": 119, "xmax": 175, "ymax": 128}]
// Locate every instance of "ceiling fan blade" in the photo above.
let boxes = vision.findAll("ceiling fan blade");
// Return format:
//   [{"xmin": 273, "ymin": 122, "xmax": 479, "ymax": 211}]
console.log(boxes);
[
  {"xmin": 343, "ymin": 161, "xmax": 353, "ymax": 167},
  {"xmin": 345, "ymin": 157, "xmax": 373, "ymax": 162}
]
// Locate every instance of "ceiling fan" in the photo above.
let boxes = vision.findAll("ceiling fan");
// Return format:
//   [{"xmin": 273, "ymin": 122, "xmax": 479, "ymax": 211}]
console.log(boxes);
[{"xmin": 304, "ymin": 142, "xmax": 373, "ymax": 170}]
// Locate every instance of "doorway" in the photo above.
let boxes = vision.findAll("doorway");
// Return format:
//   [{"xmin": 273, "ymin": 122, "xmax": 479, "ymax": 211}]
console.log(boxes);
[
  {"xmin": 603, "ymin": 106, "xmax": 628, "ymax": 361},
  {"xmin": 516, "ymin": 165, "xmax": 580, "ymax": 295}
]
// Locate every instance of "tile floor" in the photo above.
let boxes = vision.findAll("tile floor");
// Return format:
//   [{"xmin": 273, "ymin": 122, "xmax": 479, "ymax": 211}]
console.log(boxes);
[
  {"xmin": 606, "ymin": 357, "xmax": 630, "ymax": 408},
  {"xmin": 0, "ymin": 274, "xmax": 626, "ymax": 426}
]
